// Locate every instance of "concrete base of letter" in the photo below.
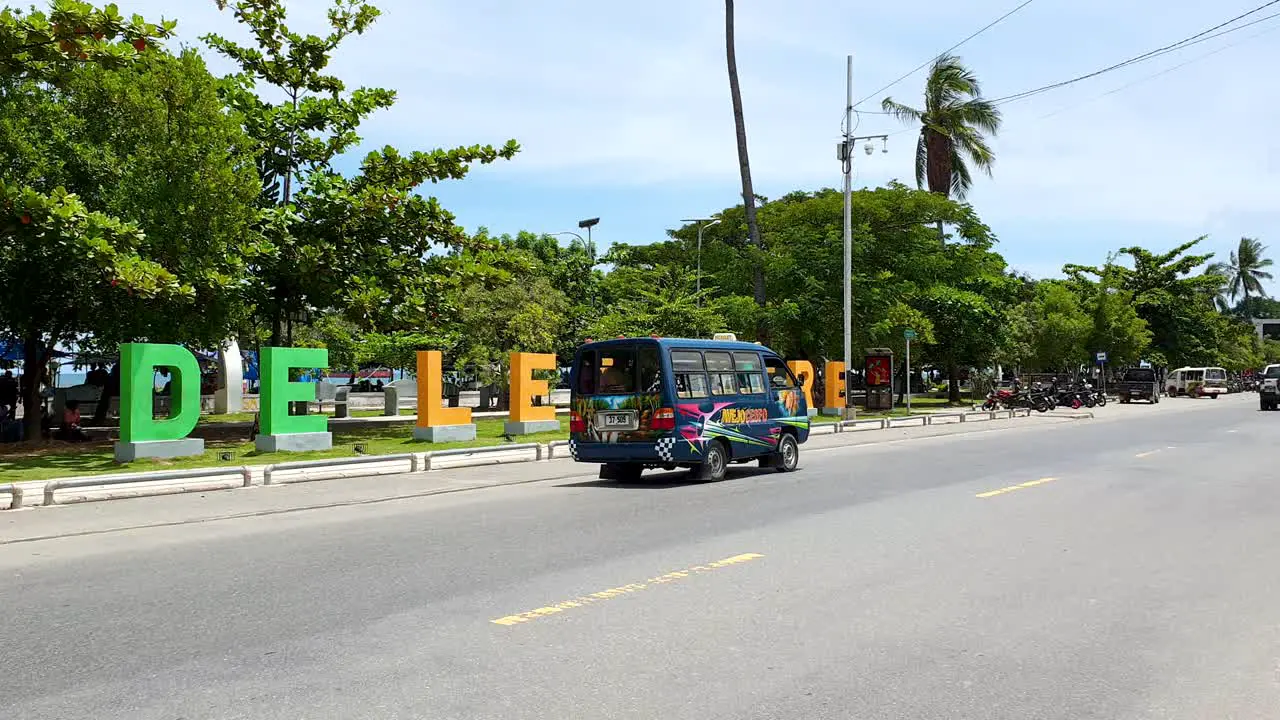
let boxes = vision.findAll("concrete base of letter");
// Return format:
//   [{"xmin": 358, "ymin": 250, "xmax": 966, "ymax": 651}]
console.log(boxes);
[
  {"xmin": 820, "ymin": 408, "xmax": 844, "ymax": 416},
  {"xmin": 504, "ymin": 419, "xmax": 561, "ymax": 436},
  {"xmin": 255, "ymin": 432, "xmax": 333, "ymax": 453},
  {"xmin": 807, "ymin": 408, "xmax": 818, "ymax": 417},
  {"xmin": 114, "ymin": 438, "xmax": 205, "ymax": 463},
  {"xmin": 413, "ymin": 424, "xmax": 477, "ymax": 443}
]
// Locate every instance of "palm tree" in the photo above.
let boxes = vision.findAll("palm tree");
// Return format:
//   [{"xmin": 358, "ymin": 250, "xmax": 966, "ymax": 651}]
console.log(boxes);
[
  {"xmin": 724, "ymin": 0, "xmax": 766, "ymax": 339},
  {"xmin": 881, "ymin": 54, "xmax": 1002, "ymax": 205},
  {"xmin": 1208, "ymin": 237, "xmax": 1273, "ymax": 316}
]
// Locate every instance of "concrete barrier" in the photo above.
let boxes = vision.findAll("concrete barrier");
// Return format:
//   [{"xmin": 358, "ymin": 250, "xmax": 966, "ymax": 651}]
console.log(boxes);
[
  {"xmin": 263, "ymin": 453, "xmax": 418, "ymax": 486},
  {"xmin": 2, "ymin": 484, "xmax": 22, "ymax": 510},
  {"xmin": 422, "ymin": 443, "xmax": 543, "ymax": 471},
  {"xmin": 42, "ymin": 467, "xmax": 252, "ymax": 506}
]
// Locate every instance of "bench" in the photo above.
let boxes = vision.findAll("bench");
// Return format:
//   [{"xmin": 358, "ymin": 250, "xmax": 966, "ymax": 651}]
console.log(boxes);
[
  {"xmin": 383, "ymin": 379, "xmax": 417, "ymax": 416},
  {"xmin": 291, "ymin": 383, "xmax": 351, "ymax": 417}
]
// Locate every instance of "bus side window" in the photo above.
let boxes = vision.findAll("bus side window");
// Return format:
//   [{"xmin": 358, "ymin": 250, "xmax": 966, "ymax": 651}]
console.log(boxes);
[
  {"xmin": 705, "ymin": 352, "xmax": 738, "ymax": 396},
  {"xmin": 637, "ymin": 345, "xmax": 662, "ymax": 393},
  {"xmin": 734, "ymin": 352, "xmax": 765, "ymax": 394},
  {"xmin": 671, "ymin": 351, "xmax": 709, "ymax": 399}
]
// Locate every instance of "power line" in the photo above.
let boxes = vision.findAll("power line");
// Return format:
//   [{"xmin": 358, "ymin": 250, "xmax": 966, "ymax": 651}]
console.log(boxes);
[
  {"xmin": 1036, "ymin": 20, "xmax": 1280, "ymax": 120},
  {"xmin": 852, "ymin": 0, "xmax": 1039, "ymax": 108},
  {"xmin": 989, "ymin": 0, "xmax": 1280, "ymax": 106}
]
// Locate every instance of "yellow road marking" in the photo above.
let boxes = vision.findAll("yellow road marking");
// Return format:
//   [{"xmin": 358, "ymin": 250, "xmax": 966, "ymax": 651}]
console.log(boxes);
[
  {"xmin": 490, "ymin": 553, "xmax": 764, "ymax": 626},
  {"xmin": 975, "ymin": 478, "xmax": 1056, "ymax": 498},
  {"xmin": 1135, "ymin": 449, "xmax": 1160, "ymax": 458}
]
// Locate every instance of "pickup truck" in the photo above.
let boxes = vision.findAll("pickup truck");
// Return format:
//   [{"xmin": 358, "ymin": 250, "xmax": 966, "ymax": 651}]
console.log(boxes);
[
  {"xmin": 1259, "ymin": 364, "xmax": 1280, "ymax": 411},
  {"xmin": 1116, "ymin": 367, "xmax": 1160, "ymax": 404}
]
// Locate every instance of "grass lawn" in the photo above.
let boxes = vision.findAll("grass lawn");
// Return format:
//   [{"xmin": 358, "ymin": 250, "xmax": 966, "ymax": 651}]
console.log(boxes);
[
  {"xmin": 0, "ymin": 417, "xmax": 571, "ymax": 483},
  {"xmin": 200, "ymin": 408, "xmax": 416, "ymax": 424}
]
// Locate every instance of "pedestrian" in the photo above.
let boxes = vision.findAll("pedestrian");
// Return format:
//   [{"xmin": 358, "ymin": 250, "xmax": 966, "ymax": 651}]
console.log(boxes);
[{"xmin": 0, "ymin": 369, "xmax": 16, "ymax": 416}]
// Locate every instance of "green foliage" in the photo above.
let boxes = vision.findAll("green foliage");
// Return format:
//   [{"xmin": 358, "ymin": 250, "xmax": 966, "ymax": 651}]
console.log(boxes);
[
  {"xmin": 453, "ymin": 276, "xmax": 568, "ymax": 386},
  {"xmin": 1008, "ymin": 282, "xmax": 1091, "ymax": 372},
  {"xmin": 0, "ymin": 0, "xmax": 174, "ymax": 81},
  {"xmin": 0, "ymin": 49, "xmax": 262, "ymax": 349},
  {"xmin": 204, "ymin": 0, "xmax": 520, "ymax": 343},
  {"xmin": 1209, "ymin": 236, "xmax": 1273, "ymax": 311},
  {"xmin": 1066, "ymin": 238, "xmax": 1225, "ymax": 369}
]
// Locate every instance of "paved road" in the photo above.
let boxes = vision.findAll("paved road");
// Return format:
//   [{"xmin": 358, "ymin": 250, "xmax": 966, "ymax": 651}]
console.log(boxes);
[{"xmin": 5, "ymin": 394, "xmax": 1278, "ymax": 719}]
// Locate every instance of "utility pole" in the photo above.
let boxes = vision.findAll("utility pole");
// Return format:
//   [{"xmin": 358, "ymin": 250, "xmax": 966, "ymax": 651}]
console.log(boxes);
[
  {"xmin": 838, "ymin": 54, "xmax": 887, "ymax": 418},
  {"xmin": 842, "ymin": 55, "xmax": 853, "ymax": 419}
]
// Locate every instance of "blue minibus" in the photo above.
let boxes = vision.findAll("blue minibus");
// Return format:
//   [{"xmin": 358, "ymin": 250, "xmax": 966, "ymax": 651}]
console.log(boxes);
[{"xmin": 568, "ymin": 336, "xmax": 810, "ymax": 481}]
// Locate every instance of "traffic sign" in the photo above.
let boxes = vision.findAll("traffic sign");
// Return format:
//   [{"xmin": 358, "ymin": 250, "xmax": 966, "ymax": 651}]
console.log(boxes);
[
  {"xmin": 904, "ymin": 329, "xmax": 917, "ymax": 340},
  {"xmin": 1096, "ymin": 351, "xmax": 1107, "ymax": 363}
]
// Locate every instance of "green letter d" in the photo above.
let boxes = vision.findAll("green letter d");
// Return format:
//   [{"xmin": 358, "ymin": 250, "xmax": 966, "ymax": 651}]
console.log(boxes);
[{"xmin": 120, "ymin": 343, "xmax": 201, "ymax": 443}]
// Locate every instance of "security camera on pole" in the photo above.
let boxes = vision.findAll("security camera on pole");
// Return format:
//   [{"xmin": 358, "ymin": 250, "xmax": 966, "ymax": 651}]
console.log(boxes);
[{"xmin": 837, "ymin": 54, "xmax": 887, "ymax": 419}]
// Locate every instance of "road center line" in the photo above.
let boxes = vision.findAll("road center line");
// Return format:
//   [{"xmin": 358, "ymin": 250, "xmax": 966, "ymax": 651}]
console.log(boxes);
[
  {"xmin": 1135, "ymin": 449, "xmax": 1161, "ymax": 458},
  {"xmin": 490, "ymin": 553, "xmax": 764, "ymax": 627},
  {"xmin": 975, "ymin": 478, "xmax": 1057, "ymax": 498}
]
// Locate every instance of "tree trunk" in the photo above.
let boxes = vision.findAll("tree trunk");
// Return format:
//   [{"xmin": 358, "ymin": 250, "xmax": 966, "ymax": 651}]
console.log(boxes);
[
  {"xmin": 725, "ymin": 0, "xmax": 767, "ymax": 341},
  {"xmin": 21, "ymin": 333, "xmax": 46, "ymax": 442},
  {"xmin": 947, "ymin": 358, "xmax": 961, "ymax": 404}
]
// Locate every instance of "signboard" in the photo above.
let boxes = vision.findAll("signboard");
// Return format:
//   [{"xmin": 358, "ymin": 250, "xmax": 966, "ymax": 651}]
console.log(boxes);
[
  {"xmin": 904, "ymin": 329, "xmax": 917, "ymax": 340},
  {"xmin": 1096, "ymin": 352, "xmax": 1107, "ymax": 363}
]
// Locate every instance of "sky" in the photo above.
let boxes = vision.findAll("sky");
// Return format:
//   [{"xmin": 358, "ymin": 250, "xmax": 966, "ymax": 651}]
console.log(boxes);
[{"xmin": 122, "ymin": 0, "xmax": 1280, "ymax": 292}]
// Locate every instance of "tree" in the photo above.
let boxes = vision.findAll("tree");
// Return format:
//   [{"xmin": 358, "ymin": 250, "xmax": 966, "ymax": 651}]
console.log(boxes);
[
  {"xmin": 0, "ymin": 1, "xmax": 179, "ymax": 440},
  {"xmin": 0, "ymin": 49, "xmax": 262, "ymax": 349},
  {"xmin": 1014, "ymin": 282, "xmax": 1091, "ymax": 372},
  {"xmin": 1079, "ymin": 268, "xmax": 1151, "ymax": 368},
  {"xmin": 723, "ymin": 0, "xmax": 765, "ymax": 337},
  {"xmin": 881, "ymin": 53, "xmax": 1001, "ymax": 242},
  {"xmin": 1208, "ymin": 237, "xmax": 1273, "ymax": 315},
  {"xmin": 204, "ymin": 0, "xmax": 519, "ymax": 345},
  {"xmin": 452, "ymin": 276, "xmax": 568, "ymax": 398},
  {"xmin": 1066, "ymin": 238, "xmax": 1224, "ymax": 368}
]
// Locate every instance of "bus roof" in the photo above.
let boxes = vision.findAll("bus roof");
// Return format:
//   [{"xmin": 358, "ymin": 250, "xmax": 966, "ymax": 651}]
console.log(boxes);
[{"xmin": 578, "ymin": 336, "xmax": 780, "ymax": 355}]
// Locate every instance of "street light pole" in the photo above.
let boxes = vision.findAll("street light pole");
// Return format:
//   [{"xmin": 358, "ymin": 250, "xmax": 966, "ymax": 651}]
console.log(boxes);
[
  {"xmin": 578, "ymin": 217, "xmax": 600, "ymax": 256},
  {"xmin": 682, "ymin": 217, "xmax": 721, "ymax": 306},
  {"xmin": 837, "ymin": 54, "xmax": 888, "ymax": 418},
  {"xmin": 842, "ymin": 55, "xmax": 853, "ymax": 417}
]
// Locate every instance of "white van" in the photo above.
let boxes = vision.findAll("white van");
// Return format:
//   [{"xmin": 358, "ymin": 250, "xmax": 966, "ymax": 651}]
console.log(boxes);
[{"xmin": 1166, "ymin": 366, "xmax": 1227, "ymax": 398}]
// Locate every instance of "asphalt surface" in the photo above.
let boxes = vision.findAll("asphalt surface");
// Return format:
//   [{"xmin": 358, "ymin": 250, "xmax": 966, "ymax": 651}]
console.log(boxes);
[{"xmin": 4, "ymin": 393, "xmax": 1278, "ymax": 719}]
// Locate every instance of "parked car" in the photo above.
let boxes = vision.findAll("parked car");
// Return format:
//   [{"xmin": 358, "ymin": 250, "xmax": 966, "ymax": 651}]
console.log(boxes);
[
  {"xmin": 1116, "ymin": 367, "xmax": 1160, "ymax": 404},
  {"xmin": 1259, "ymin": 364, "xmax": 1280, "ymax": 411}
]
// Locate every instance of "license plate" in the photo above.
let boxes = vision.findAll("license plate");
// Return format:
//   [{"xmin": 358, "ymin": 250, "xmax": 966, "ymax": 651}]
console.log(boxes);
[
  {"xmin": 600, "ymin": 411, "xmax": 636, "ymax": 430},
  {"xmin": 1130, "ymin": 390, "xmax": 1141, "ymax": 395}
]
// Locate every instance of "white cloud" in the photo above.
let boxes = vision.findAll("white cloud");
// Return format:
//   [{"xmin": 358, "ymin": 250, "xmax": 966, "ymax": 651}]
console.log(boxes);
[{"xmin": 128, "ymin": 0, "xmax": 1280, "ymax": 240}]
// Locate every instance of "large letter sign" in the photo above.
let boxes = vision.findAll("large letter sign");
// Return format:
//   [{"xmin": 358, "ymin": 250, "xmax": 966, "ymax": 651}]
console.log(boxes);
[
  {"xmin": 115, "ymin": 343, "xmax": 204, "ymax": 462},
  {"xmin": 505, "ymin": 352, "xmax": 561, "ymax": 435},
  {"xmin": 823, "ymin": 360, "xmax": 845, "ymax": 416},
  {"xmin": 414, "ymin": 350, "xmax": 476, "ymax": 442},
  {"xmin": 787, "ymin": 360, "xmax": 816, "ymax": 417},
  {"xmin": 255, "ymin": 346, "xmax": 332, "ymax": 452}
]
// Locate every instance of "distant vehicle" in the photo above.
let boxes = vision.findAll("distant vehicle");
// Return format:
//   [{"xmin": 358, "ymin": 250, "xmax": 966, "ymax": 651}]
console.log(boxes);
[
  {"xmin": 1166, "ymin": 366, "xmax": 1227, "ymax": 399},
  {"xmin": 568, "ymin": 336, "xmax": 810, "ymax": 482},
  {"xmin": 1116, "ymin": 367, "xmax": 1160, "ymax": 404},
  {"xmin": 1259, "ymin": 364, "xmax": 1280, "ymax": 411}
]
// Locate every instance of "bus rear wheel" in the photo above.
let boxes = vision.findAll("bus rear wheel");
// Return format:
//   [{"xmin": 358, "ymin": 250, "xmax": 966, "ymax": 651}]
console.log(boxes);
[{"xmin": 693, "ymin": 441, "xmax": 727, "ymax": 483}]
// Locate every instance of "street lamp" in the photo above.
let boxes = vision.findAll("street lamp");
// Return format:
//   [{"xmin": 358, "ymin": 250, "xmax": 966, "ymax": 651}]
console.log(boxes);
[
  {"xmin": 578, "ymin": 217, "xmax": 600, "ymax": 253},
  {"xmin": 682, "ymin": 217, "xmax": 721, "ymax": 305}
]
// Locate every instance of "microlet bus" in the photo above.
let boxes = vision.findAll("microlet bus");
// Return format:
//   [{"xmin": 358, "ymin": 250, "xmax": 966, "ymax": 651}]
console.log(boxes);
[
  {"xmin": 568, "ymin": 335, "xmax": 811, "ymax": 481},
  {"xmin": 1166, "ymin": 366, "xmax": 1227, "ymax": 398}
]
